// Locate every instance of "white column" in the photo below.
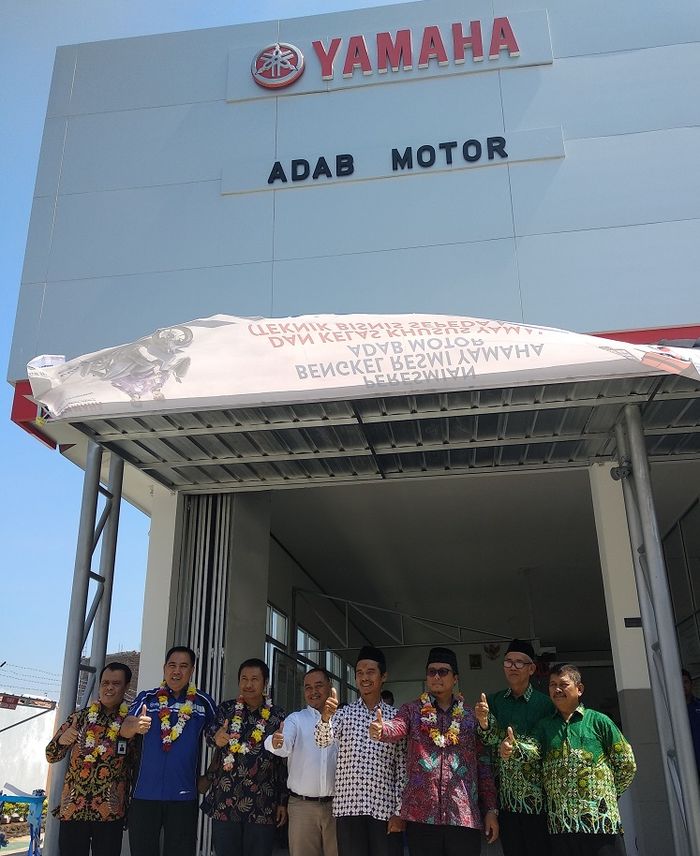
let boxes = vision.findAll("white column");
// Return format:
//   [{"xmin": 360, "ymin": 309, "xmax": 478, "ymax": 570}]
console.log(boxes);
[
  {"xmin": 222, "ymin": 492, "xmax": 271, "ymax": 698},
  {"xmin": 589, "ymin": 463, "xmax": 649, "ymax": 690},
  {"xmin": 137, "ymin": 488, "xmax": 181, "ymax": 690}
]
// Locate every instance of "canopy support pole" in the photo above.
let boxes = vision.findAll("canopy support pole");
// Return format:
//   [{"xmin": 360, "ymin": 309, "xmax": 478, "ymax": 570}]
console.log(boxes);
[
  {"xmin": 43, "ymin": 442, "xmax": 123, "ymax": 856},
  {"xmin": 616, "ymin": 405, "xmax": 700, "ymax": 856}
]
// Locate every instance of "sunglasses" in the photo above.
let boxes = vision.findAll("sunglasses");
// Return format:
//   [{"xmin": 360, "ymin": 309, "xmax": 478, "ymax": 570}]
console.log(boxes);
[{"xmin": 426, "ymin": 667, "xmax": 453, "ymax": 678}]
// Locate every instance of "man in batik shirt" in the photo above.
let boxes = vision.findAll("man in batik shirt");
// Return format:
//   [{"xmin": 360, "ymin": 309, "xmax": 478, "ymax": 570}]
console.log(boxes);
[
  {"xmin": 315, "ymin": 646, "xmax": 406, "ymax": 856},
  {"xmin": 202, "ymin": 657, "xmax": 288, "ymax": 856},
  {"xmin": 500, "ymin": 663, "xmax": 636, "ymax": 856},
  {"xmin": 370, "ymin": 646, "xmax": 498, "ymax": 856},
  {"xmin": 46, "ymin": 661, "xmax": 136, "ymax": 856},
  {"xmin": 475, "ymin": 639, "xmax": 554, "ymax": 855}
]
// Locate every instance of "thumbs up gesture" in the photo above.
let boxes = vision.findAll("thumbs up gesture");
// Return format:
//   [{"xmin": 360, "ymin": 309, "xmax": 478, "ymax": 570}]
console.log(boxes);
[
  {"xmin": 272, "ymin": 719, "xmax": 285, "ymax": 750},
  {"xmin": 475, "ymin": 692, "xmax": 489, "ymax": 729},
  {"xmin": 499, "ymin": 726, "xmax": 516, "ymax": 760},
  {"xmin": 369, "ymin": 707, "xmax": 383, "ymax": 741},
  {"xmin": 214, "ymin": 719, "xmax": 231, "ymax": 748},
  {"xmin": 58, "ymin": 713, "xmax": 80, "ymax": 746},
  {"xmin": 136, "ymin": 704, "xmax": 152, "ymax": 735},
  {"xmin": 322, "ymin": 687, "xmax": 338, "ymax": 723}
]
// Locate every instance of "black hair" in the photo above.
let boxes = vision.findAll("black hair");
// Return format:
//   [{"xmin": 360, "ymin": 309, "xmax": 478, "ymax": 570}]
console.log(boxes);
[
  {"xmin": 164, "ymin": 645, "xmax": 196, "ymax": 667},
  {"xmin": 100, "ymin": 661, "xmax": 132, "ymax": 685},
  {"xmin": 549, "ymin": 663, "xmax": 582, "ymax": 684},
  {"xmin": 238, "ymin": 657, "xmax": 270, "ymax": 682},
  {"xmin": 304, "ymin": 667, "xmax": 332, "ymax": 683}
]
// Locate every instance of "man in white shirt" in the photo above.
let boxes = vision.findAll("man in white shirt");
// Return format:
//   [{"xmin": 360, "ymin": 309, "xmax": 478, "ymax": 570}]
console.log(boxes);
[{"xmin": 265, "ymin": 667, "xmax": 338, "ymax": 856}]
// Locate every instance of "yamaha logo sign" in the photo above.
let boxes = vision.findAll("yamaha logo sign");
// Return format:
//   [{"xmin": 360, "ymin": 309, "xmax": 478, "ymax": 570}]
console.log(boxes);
[{"xmin": 251, "ymin": 43, "xmax": 305, "ymax": 89}]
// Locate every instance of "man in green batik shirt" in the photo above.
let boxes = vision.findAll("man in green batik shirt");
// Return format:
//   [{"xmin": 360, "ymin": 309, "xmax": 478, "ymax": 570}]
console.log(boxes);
[
  {"xmin": 475, "ymin": 639, "xmax": 554, "ymax": 856},
  {"xmin": 500, "ymin": 663, "xmax": 636, "ymax": 856}
]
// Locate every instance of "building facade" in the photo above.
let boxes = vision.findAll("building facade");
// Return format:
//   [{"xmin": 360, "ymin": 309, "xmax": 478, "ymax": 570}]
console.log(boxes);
[{"xmin": 9, "ymin": 1, "xmax": 700, "ymax": 854}]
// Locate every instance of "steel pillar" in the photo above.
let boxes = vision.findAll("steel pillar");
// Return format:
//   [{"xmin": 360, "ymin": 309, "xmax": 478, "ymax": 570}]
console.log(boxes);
[
  {"xmin": 83, "ymin": 454, "xmax": 124, "ymax": 703},
  {"xmin": 43, "ymin": 443, "xmax": 124, "ymax": 856},
  {"xmin": 617, "ymin": 405, "xmax": 700, "ymax": 856}
]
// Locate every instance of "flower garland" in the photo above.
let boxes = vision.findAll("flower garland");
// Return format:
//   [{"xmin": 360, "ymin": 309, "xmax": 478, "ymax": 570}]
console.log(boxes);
[
  {"xmin": 222, "ymin": 696, "xmax": 272, "ymax": 771},
  {"xmin": 420, "ymin": 692, "xmax": 465, "ymax": 747},
  {"xmin": 158, "ymin": 681, "xmax": 197, "ymax": 751},
  {"xmin": 83, "ymin": 701, "xmax": 129, "ymax": 768}
]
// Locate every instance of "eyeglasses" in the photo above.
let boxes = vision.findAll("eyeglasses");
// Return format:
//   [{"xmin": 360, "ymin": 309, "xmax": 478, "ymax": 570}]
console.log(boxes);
[
  {"xmin": 503, "ymin": 659, "xmax": 533, "ymax": 670},
  {"xmin": 426, "ymin": 668, "xmax": 453, "ymax": 678}
]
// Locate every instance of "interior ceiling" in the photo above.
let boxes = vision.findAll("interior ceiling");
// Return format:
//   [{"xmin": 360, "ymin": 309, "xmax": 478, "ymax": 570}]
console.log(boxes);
[{"xmin": 270, "ymin": 460, "xmax": 700, "ymax": 654}]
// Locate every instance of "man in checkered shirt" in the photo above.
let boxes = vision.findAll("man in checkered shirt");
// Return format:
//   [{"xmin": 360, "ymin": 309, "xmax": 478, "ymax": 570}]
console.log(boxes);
[{"xmin": 315, "ymin": 646, "xmax": 406, "ymax": 856}]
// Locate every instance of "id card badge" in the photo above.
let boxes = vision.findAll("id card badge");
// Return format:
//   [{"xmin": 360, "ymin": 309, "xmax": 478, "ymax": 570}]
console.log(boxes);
[{"xmin": 117, "ymin": 738, "xmax": 128, "ymax": 756}]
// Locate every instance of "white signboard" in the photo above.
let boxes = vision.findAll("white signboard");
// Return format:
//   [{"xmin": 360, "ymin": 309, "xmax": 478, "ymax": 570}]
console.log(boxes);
[{"xmin": 27, "ymin": 313, "xmax": 700, "ymax": 421}]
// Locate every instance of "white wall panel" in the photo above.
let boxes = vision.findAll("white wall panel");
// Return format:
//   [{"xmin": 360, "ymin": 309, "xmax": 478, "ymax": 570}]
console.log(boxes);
[
  {"xmin": 510, "ymin": 128, "xmax": 700, "ymax": 237},
  {"xmin": 499, "ymin": 0, "xmax": 700, "ymax": 57},
  {"xmin": 21, "ymin": 196, "xmax": 55, "ymax": 284},
  {"xmin": 273, "ymin": 165, "xmax": 514, "ymax": 259},
  {"xmin": 275, "ymin": 71, "xmax": 504, "ymax": 153},
  {"xmin": 33, "ymin": 263, "xmax": 273, "ymax": 362},
  {"xmin": 46, "ymin": 46, "xmax": 77, "ymax": 119},
  {"xmin": 10, "ymin": 0, "xmax": 700, "ymax": 385},
  {"xmin": 502, "ymin": 43, "xmax": 700, "ymax": 141},
  {"xmin": 58, "ymin": 99, "xmax": 276, "ymax": 194},
  {"xmin": 34, "ymin": 117, "xmax": 67, "ymax": 198},
  {"xmin": 8, "ymin": 283, "xmax": 45, "ymax": 380},
  {"xmin": 517, "ymin": 219, "xmax": 700, "ymax": 332},
  {"xmin": 66, "ymin": 22, "xmax": 277, "ymax": 115},
  {"xmin": 46, "ymin": 181, "xmax": 274, "ymax": 281},
  {"xmin": 271, "ymin": 238, "xmax": 522, "ymax": 318}
]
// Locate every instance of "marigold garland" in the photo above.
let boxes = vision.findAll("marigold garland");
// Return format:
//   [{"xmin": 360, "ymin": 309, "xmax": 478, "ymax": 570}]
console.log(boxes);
[
  {"xmin": 82, "ymin": 701, "xmax": 129, "ymax": 768},
  {"xmin": 420, "ymin": 692, "xmax": 465, "ymax": 747},
  {"xmin": 222, "ymin": 696, "xmax": 272, "ymax": 771},
  {"xmin": 158, "ymin": 681, "xmax": 197, "ymax": 751}
]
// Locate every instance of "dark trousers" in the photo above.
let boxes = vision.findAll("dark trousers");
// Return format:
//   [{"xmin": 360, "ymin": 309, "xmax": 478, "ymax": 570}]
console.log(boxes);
[
  {"xmin": 499, "ymin": 810, "xmax": 551, "ymax": 856},
  {"xmin": 58, "ymin": 819, "xmax": 124, "ymax": 856},
  {"xmin": 128, "ymin": 798, "xmax": 198, "ymax": 856},
  {"xmin": 550, "ymin": 832, "xmax": 627, "ymax": 856},
  {"xmin": 335, "ymin": 816, "xmax": 404, "ymax": 856},
  {"xmin": 406, "ymin": 822, "xmax": 481, "ymax": 856},
  {"xmin": 211, "ymin": 819, "xmax": 277, "ymax": 856}
]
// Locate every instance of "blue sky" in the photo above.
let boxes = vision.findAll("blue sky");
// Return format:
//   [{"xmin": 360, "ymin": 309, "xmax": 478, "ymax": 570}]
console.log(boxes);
[{"xmin": 0, "ymin": 0, "xmax": 403, "ymax": 696}]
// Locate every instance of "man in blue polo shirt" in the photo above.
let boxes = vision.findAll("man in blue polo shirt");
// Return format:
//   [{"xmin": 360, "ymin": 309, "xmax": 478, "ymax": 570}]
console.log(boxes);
[{"xmin": 120, "ymin": 645, "xmax": 216, "ymax": 856}]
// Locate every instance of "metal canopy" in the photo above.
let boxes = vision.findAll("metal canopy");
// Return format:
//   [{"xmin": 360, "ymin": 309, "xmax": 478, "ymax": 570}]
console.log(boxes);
[{"xmin": 65, "ymin": 371, "xmax": 700, "ymax": 491}]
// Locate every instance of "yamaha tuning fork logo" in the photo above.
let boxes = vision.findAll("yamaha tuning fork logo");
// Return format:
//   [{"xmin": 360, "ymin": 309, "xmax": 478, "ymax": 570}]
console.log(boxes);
[{"xmin": 251, "ymin": 43, "xmax": 305, "ymax": 89}]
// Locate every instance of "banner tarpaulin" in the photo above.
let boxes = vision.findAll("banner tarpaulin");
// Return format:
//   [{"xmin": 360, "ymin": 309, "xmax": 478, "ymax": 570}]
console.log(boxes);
[{"xmin": 27, "ymin": 314, "xmax": 700, "ymax": 420}]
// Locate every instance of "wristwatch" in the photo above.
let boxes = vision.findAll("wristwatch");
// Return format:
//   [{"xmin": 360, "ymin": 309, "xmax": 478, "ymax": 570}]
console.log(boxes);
[{"xmin": 486, "ymin": 809, "xmax": 499, "ymax": 816}]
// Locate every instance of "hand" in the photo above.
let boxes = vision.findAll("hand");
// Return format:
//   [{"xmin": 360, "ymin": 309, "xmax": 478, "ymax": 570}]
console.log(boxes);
[
  {"xmin": 484, "ymin": 811, "xmax": 499, "ymax": 844},
  {"xmin": 272, "ymin": 720, "xmax": 285, "ymax": 750},
  {"xmin": 275, "ymin": 805, "xmax": 287, "ymax": 828},
  {"xmin": 475, "ymin": 692, "xmax": 489, "ymax": 729},
  {"xmin": 499, "ymin": 726, "xmax": 516, "ymax": 760},
  {"xmin": 387, "ymin": 815, "xmax": 405, "ymax": 834},
  {"xmin": 369, "ymin": 708, "xmax": 383, "ymax": 741},
  {"xmin": 136, "ymin": 704, "xmax": 152, "ymax": 735},
  {"xmin": 214, "ymin": 719, "xmax": 230, "ymax": 748},
  {"xmin": 321, "ymin": 687, "xmax": 338, "ymax": 723},
  {"xmin": 58, "ymin": 713, "xmax": 79, "ymax": 746}
]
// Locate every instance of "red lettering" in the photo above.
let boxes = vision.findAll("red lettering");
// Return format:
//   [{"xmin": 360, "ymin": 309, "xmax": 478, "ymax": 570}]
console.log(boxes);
[
  {"xmin": 343, "ymin": 35, "xmax": 372, "ymax": 77},
  {"xmin": 376, "ymin": 29, "xmax": 412, "ymax": 72},
  {"xmin": 489, "ymin": 17, "xmax": 520, "ymax": 59},
  {"xmin": 418, "ymin": 25, "xmax": 449, "ymax": 69},
  {"xmin": 312, "ymin": 37, "xmax": 342, "ymax": 80},
  {"xmin": 452, "ymin": 21, "xmax": 484, "ymax": 63}
]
